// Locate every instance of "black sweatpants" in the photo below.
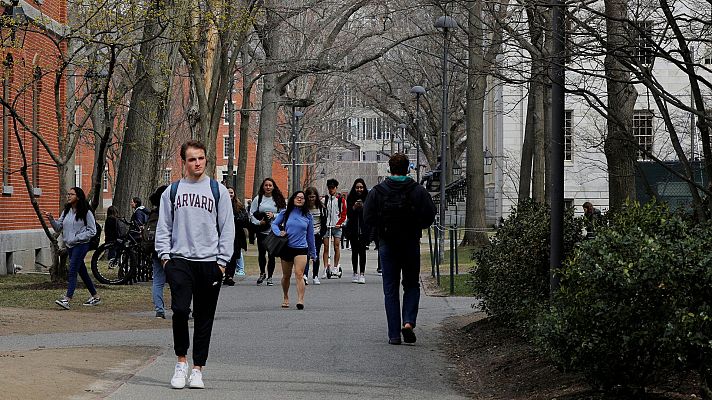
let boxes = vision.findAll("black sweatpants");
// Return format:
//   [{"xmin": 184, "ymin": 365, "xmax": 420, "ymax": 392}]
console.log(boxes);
[
  {"xmin": 256, "ymin": 233, "xmax": 277, "ymax": 278},
  {"xmin": 351, "ymin": 236, "xmax": 367, "ymax": 274},
  {"xmin": 165, "ymin": 258, "xmax": 222, "ymax": 366}
]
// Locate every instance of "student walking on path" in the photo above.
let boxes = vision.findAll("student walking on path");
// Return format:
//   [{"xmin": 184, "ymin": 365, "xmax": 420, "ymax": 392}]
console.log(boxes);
[
  {"xmin": 273, "ymin": 191, "xmax": 317, "ymax": 310},
  {"xmin": 45, "ymin": 187, "xmax": 102, "ymax": 309},
  {"xmin": 364, "ymin": 153, "xmax": 436, "ymax": 345},
  {"xmin": 303, "ymin": 186, "xmax": 325, "ymax": 285},
  {"xmin": 345, "ymin": 178, "xmax": 369, "ymax": 284},
  {"xmin": 223, "ymin": 186, "xmax": 249, "ymax": 285},
  {"xmin": 249, "ymin": 178, "xmax": 286, "ymax": 286},
  {"xmin": 147, "ymin": 185, "xmax": 168, "ymax": 319},
  {"xmin": 155, "ymin": 140, "xmax": 235, "ymax": 389},
  {"xmin": 322, "ymin": 178, "xmax": 346, "ymax": 278}
]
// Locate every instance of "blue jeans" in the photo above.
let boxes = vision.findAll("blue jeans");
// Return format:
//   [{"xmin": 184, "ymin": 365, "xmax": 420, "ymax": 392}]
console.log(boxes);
[
  {"xmin": 236, "ymin": 250, "xmax": 244, "ymax": 273},
  {"xmin": 66, "ymin": 242, "xmax": 97, "ymax": 298},
  {"xmin": 379, "ymin": 239, "xmax": 421, "ymax": 341},
  {"xmin": 152, "ymin": 256, "xmax": 166, "ymax": 313}
]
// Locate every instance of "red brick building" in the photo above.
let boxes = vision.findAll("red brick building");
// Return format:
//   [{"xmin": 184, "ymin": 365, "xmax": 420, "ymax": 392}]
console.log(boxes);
[{"xmin": 0, "ymin": 0, "xmax": 66, "ymax": 274}]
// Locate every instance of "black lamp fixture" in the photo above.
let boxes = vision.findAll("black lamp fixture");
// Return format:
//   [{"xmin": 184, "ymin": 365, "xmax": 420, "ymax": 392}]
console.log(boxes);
[{"xmin": 483, "ymin": 147, "xmax": 493, "ymax": 166}]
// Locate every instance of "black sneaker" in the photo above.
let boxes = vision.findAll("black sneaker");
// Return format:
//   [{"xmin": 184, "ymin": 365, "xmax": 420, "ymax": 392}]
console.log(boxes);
[
  {"xmin": 155, "ymin": 311, "xmax": 166, "ymax": 319},
  {"xmin": 266, "ymin": 277, "xmax": 274, "ymax": 286},
  {"xmin": 223, "ymin": 277, "xmax": 235, "ymax": 286},
  {"xmin": 256, "ymin": 273, "xmax": 266, "ymax": 285},
  {"xmin": 82, "ymin": 296, "xmax": 102, "ymax": 306}
]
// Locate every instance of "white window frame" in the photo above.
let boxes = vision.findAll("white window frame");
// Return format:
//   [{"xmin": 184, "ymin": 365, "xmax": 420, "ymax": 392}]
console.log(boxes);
[
  {"xmin": 163, "ymin": 168, "xmax": 172, "ymax": 185},
  {"xmin": 74, "ymin": 165, "xmax": 82, "ymax": 187},
  {"xmin": 564, "ymin": 110, "xmax": 573, "ymax": 163},
  {"xmin": 223, "ymin": 136, "xmax": 235, "ymax": 160},
  {"xmin": 633, "ymin": 110, "xmax": 654, "ymax": 160},
  {"xmin": 223, "ymin": 100, "xmax": 235, "ymax": 125},
  {"xmin": 102, "ymin": 166, "xmax": 109, "ymax": 192}
]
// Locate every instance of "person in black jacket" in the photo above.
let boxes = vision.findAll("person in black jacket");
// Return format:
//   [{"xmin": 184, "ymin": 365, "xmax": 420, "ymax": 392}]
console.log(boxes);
[
  {"xmin": 364, "ymin": 153, "xmax": 436, "ymax": 345},
  {"xmin": 104, "ymin": 206, "xmax": 120, "ymax": 261},
  {"xmin": 224, "ymin": 186, "xmax": 249, "ymax": 285},
  {"xmin": 345, "ymin": 178, "xmax": 369, "ymax": 284}
]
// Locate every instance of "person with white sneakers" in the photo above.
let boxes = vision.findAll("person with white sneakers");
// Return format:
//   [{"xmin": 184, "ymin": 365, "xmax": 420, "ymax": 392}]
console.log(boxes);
[
  {"xmin": 344, "ymin": 178, "xmax": 370, "ymax": 284},
  {"xmin": 155, "ymin": 140, "xmax": 235, "ymax": 389},
  {"xmin": 304, "ymin": 187, "xmax": 325, "ymax": 285},
  {"xmin": 322, "ymin": 178, "xmax": 346, "ymax": 279}
]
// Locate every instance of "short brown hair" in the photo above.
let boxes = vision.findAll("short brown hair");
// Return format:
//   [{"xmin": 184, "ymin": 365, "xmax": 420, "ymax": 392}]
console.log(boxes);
[
  {"xmin": 389, "ymin": 153, "xmax": 409, "ymax": 175},
  {"xmin": 180, "ymin": 140, "xmax": 207, "ymax": 161}
]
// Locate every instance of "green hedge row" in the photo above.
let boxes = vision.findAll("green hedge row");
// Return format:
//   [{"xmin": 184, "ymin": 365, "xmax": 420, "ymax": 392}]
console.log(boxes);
[{"xmin": 472, "ymin": 200, "xmax": 712, "ymax": 394}]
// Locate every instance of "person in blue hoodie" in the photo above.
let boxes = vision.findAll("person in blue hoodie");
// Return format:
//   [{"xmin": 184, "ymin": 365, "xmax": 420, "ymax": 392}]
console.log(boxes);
[
  {"xmin": 272, "ymin": 191, "xmax": 317, "ymax": 310},
  {"xmin": 364, "ymin": 153, "xmax": 436, "ymax": 345},
  {"xmin": 155, "ymin": 140, "xmax": 235, "ymax": 390}
]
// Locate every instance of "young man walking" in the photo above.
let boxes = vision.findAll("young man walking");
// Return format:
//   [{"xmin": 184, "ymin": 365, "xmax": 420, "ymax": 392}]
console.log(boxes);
[
  {"xmin": 155, "ymin": 140, "xmax": 235, "ymax": 389},
  {"xmin": 364, "ymin": 153, "xmax": 435, "ymax": 345},
  {"xmin": 322, "ymin": 178, "xmax": 346, "ymax": 278}
]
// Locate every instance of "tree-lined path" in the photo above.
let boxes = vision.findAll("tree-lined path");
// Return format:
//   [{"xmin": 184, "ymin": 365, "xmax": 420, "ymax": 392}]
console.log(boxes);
[{"xmin": 0, "ymin": 249, "xmax": 473, "ymax": 399}]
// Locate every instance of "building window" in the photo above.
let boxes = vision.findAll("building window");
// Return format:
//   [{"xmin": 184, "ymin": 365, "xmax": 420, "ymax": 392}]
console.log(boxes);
[
  {"xmin": 74, "ymin": 165, "xmax": 82, "ymax": 187},
  {"xmin": 32, "ymin": 67, "xmax": 41, "ymax": 188},
  {"xmin": 633, "ymin": 110, "xmax": 654, "ymax": 160},
  {"xmin": 703, "ymin": 46, "xmax": 712, "ymax": 65},
  {"xmin": 223, "ymin": 136, "xmax": 235, "ymax": 159},
  {"xmin": 163, "ymin": 169, "xmax": 172, "ymax": 185},
  {"xmin": 564, "ymin": 110, "xmax": 573, "ymax": 162},
  {"xmin": 223, "ymin": 101, "xmax": 235, "ymax": 124},
  {"xmin": 102, "ymin": 167, "xmax": 109, "ymax": 192},
  {"xmin": 2, "ymin": 54, "xmax": 13, "ymax": 188},
  {"xmin": 633, "ymin": 20, "xmax": 654, "ymax": 65}
]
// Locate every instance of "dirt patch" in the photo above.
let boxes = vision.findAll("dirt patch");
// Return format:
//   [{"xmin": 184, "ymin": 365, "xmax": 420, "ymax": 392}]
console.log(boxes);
[
  {"xmin": 0, "ymin": 307, "xmax": 170, "ymax": 336},
  {"xmin": 0, "ymin": 346, "xmax": 160, "ymax": 400},
  {"xmin": 441, "ymin": 312, "xmax": 702, "ymax": 399}
]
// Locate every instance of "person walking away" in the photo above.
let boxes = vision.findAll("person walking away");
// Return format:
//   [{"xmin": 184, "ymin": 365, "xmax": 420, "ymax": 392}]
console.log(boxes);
[
  {"xmin": 146, "ymin": 185, "xmax": 168, "ymax": 318},
  {"xmin": 345, "ymin": 179, "xmax": 369, "ymax": 284},
  {"xmin": 364, "ymin": 153, "xmax": 436, "ymax": 345},
  {"xmin": 155, "ymin": 140, "xmax": 235, "ymax": 389},
  {"xmin": 273, "ymin": 191, "xmax": 317, "ymax": 309},
  {"xmin": 249, "ymin": 178, "xmax": 286, "ymax": 286},
  {"xmin": 44, "ymin": 187, "xmax": 102, "ymax": 309},
  {"xmin": 224, "ymin": 186, "xmax": 249, "ymax": 285},
  {"xmin": 304, "ymin": 187, "xmax": 325, "ymax": 285},
  {"xmin": 322, "ymin": 178, "xmax": 346, "ymax": 278},
  {"xmin": 130, "ymin": 197, "xmax": 149, "ymax": 238}
]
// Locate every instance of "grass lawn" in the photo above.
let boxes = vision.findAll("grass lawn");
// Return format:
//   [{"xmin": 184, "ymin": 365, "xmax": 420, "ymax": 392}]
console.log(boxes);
[
  {"xmin": 422, "ymin": 244, "xmax": 477, "ymax": 297},
  {"xmin": 0, "ymin": 273, "xmax": 159, "ymax": 312},
  {"xmin": 436, "ymin": 272, "xmax": 473, "ymax": 296}
]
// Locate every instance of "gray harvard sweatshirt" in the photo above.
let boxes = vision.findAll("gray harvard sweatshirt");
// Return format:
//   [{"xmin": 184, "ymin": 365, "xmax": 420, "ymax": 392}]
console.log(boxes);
[{"xmin": 155, "ymin": 176, "xmax": 235, "ymax": 266}]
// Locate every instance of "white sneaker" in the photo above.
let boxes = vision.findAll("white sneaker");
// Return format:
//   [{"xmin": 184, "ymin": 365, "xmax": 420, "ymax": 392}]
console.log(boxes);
[
  {"xmin": 352, "ymin": 273, "xmax": 359, "ymax": 283},
  {"xmin": 312, "ymin": 276, "xmax": 321, "ymax": 285},
  {"xmin": 358, "ymin": 274, "xmax": 365, "ymax": 284},
  {"xmin": 334, "ymin": 265, "xmax": 342, "ymax": 278},
  {"xmin": 170, "ymin": 362, "xmax": 188, "ymax": 389},
  {"xmin": 321, "ymin": 267, "xmax": 328, "ymax": 279},
  {"xmin": 188, "ymin": 368, "xmax": 204, "ymax": 389},
  {"xmin": 303, "ymin": 275, "xmax": 309, "ymax": 285}
]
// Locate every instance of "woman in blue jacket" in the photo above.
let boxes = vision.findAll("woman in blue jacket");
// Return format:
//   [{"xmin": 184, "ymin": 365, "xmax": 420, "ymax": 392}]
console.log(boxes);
[
  {"xmin": 44, "ymin": 187, "xmax": 101, "ymax": 309},
  {"xmin": 272, "ymin": 191, "xmax": 316, "ymax": 310}
]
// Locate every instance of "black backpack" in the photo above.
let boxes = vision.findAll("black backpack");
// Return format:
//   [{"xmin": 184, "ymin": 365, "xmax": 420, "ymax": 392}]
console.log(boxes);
[
  {"xmin": 88, "ymin": 212, "xmax": 102, "ymax": 250},
  {"xmin": 141, "ymin": 209, "xmax": 160, "ymax": 254},
  {"xmin": 375, "ymin": 183, "xmax": 417, "ymax": 240}
]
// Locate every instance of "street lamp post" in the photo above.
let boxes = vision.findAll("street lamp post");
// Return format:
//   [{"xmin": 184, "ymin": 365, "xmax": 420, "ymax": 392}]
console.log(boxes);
[
  {"xmin": 291, "ymin": 109, "xmax": 304, "ymax": 193},
  {"xmin": 434, "ymin": 15, "xmax": 457, "ymax": 265},
  {"xmin": 226, "ymin": 74, "xmax": 236, "ymax": 188},
  {"xmin": 410, "ymin": 85, "xmax": 426, "ymax": 182}
]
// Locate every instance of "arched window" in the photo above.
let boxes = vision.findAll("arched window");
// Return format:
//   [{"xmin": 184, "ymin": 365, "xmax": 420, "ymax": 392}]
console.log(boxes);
[{"xmin": 2, "ymin": 54, "xmax": 13, "ymax": 189}]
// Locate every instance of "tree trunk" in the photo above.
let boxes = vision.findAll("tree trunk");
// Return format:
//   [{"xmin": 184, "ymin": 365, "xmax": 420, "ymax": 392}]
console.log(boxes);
[
  {"xmin": 604, "ymin": 0, "xmax": 638, "ymax": 208},
  {"xmin": 114, "ymin": 0, "xmax": 176, "ymax": 217},
  {"xmin": 462, "ymin": 0, "xmax": 489, "ymax": 247},
  {"xmin": 236, "ymin": 63, "xmax": 255, "ymax": 201}
]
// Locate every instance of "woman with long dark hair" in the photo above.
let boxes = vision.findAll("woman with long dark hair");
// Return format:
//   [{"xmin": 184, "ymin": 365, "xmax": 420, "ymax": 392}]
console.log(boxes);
[
  {"xmin": 44, "ymin": 187, "xmax": 101, "ymax": 309},
  {"xmin": 345, "ymin": 178, "xmax": 369, "ymax": 284},
  {"xmin": 249, "ymin": 177, "xmax": 286, "ymax": 286},
  {"xmin": 224, "ymin": 185, "xmax": 249, "ymax": 286},
  {"xmin": 304, "ymin": 187, "xmax": 325, "ymax": 285},
  {"xmin": 272, "ymin": 191, "xmax": 316, "ymax": 309}
]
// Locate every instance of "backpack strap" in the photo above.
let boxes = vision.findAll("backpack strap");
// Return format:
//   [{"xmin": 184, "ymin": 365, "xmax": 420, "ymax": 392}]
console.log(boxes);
[{"xmin": 169, "ymin": 178, "xmax": 221, "ymax": 233}]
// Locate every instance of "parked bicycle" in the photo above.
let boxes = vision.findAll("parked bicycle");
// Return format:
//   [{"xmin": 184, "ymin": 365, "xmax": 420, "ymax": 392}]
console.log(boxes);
[{"xmin": 91, "ymin": 218, "xmax": 152, "ymax": 285}]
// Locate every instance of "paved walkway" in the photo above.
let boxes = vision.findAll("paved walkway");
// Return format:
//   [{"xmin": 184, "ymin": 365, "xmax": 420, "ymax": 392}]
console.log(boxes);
[{"xmin": 0, "ymin": 247, "xmax": 474, "ymax": 399}]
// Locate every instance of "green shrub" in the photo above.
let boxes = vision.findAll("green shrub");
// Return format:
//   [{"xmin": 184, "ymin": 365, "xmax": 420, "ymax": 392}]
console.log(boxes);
[
  {"xmin": 535, "ymin": 201, "xmax": 712, "ymax": 392},
  {"xmin": 471, "ymin": 199, "xmax": 584, "ymax": 329}
]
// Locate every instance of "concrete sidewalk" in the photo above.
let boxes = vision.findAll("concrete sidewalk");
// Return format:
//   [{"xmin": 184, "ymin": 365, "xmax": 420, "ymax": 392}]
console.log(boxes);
[{"xmin": 1, "ymin": 247, "xmax": 474, "ymax": 399}]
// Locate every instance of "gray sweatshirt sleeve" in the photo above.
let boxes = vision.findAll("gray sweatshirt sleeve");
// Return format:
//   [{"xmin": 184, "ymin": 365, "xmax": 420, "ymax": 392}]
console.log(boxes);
[
  {"xmin": 216, "ymin": 185, "xmax": 235, "ymax": 266},
  {"xmin": 249, "ymin": 196, "xmax": 260, "ymax": 225},
  {"xmin": 155, "ymin": 187, "xmax": 173, "ymax": 261},
  {"xmin": 50, "ymin": 211, "xmax": 64, "ymax": 232}
]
